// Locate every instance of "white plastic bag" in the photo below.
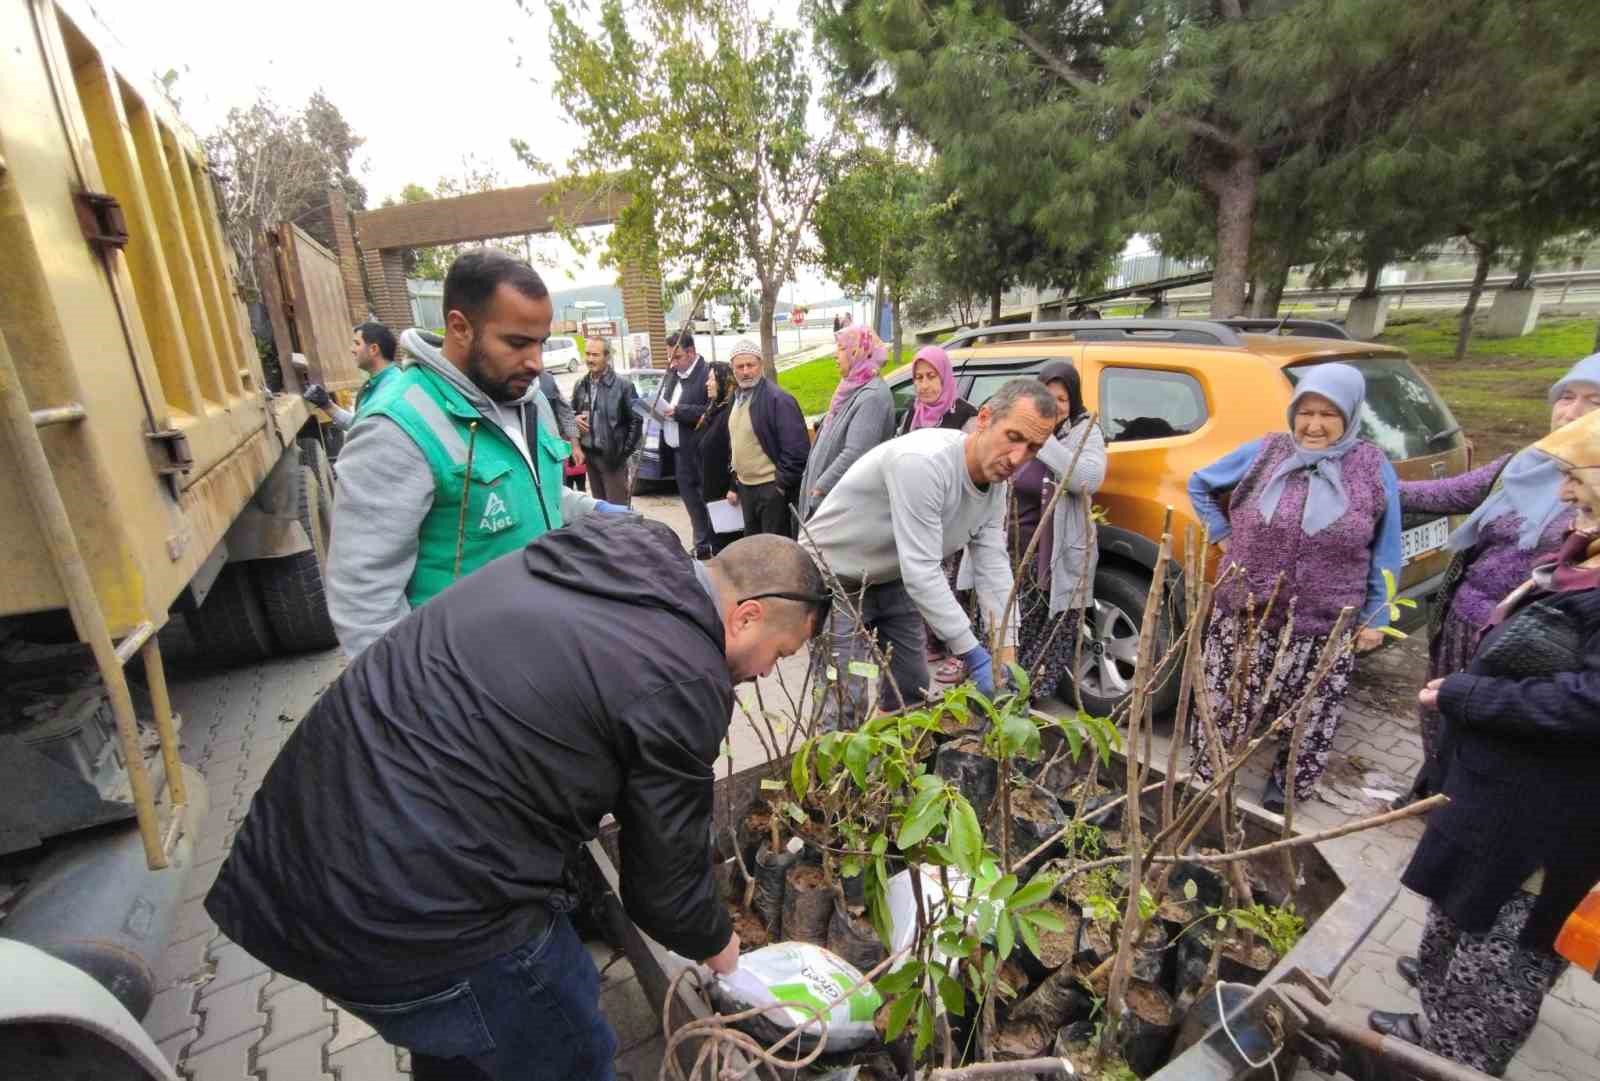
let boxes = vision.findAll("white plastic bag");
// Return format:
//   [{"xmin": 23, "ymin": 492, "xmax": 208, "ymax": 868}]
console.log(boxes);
[{"xmin": 709, "ymin": 941, "xmax": 883, "ymax": 1052}]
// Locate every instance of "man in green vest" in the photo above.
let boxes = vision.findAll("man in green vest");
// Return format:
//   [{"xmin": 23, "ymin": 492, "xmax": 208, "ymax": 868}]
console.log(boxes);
[
  {"xmin": 301, "ymin": 321, "xmax": 401, "ymax": 430},
  {"xmin": 326, "ymin": 249, "xmax": 628, "ymax": 658}
]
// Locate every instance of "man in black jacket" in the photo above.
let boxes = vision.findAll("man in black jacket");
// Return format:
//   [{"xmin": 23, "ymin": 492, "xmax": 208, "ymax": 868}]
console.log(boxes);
[
  {"xmin": 660, "ymin": 331, "xmax": 714, "ymax": 556},
  {"xmin": 723, "ymin": 340, "xmax": 810, "ymax": 537},
  {"xmin": 205, "ymin": 515, "xmax": 827, "ymax": 1081},
  {"xmin": 572, "ymin": 337, "xmax": 643, "ymax": 505}
]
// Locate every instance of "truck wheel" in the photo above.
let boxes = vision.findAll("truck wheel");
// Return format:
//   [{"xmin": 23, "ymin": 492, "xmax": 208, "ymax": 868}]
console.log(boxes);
[
  {"xmin": 185, "ymin": 564, "xmax": 276, "ymax": 666},
  {"xmin": 254, "ymin": 465, "xmax": 338, "ymax": 652},
  {"xmin": 298, "ymin": 436, "xmax": 336, "ymax": 520},
  {"xmin": 1066, "ymin": 565, "xmax": 1181, "ymax": 718}
]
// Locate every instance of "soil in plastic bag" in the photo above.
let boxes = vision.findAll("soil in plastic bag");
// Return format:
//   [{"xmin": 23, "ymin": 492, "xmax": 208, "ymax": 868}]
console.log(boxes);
[
  {"xmin": 754, "ymin": 845, "xmax": 797, "ymax": 936},
  {"xmin": 1008, "ymin": 963, "xmax": 1095, "ymax": 1029},
  {"xmin": 1019, "ymin": 899, "xmax": 1080, "ymax": 975},
  {"xmin": 783, "ymin": 862, "xmax": 836, "ymax": 945},
  {"xmin": 827, "ymin": 895, "xmax": 886, "ymax": 972},
  {"xmin": 1006, "ymin": 785, "xmax": 1070, "ymax": 867},
  {"xmin": 936, "ymin": 736, "xmax": 999, "ymax": 822},
  {"xmin": 1118, "ymin": 980, "xmax": 1178, "ymax": 1077}
]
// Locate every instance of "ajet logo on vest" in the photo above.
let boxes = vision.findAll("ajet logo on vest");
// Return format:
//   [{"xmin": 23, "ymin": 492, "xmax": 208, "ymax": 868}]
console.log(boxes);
[{"xmin": 479, "ymin": 491, "xmax": 516, "ymax": 534}]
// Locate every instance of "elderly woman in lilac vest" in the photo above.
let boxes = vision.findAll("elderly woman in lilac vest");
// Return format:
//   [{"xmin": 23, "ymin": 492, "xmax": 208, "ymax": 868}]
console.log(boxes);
[
  {"xmin": 1188, "ymin": 363, "xmax": 1402, "ymax": 812},
  {"xmin": 1395, "ymin": 353, "xmax": 1600, "ymax": 802}
]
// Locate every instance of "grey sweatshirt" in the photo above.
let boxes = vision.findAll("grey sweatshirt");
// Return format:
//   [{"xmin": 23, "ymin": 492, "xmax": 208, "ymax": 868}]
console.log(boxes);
[
  {"xmin": 801, "ymin": 428, "xmax": 1017, "ymax": 656},
  {"xmin": 326, "ymin": 330, "xmax": 597, "ymax": 658}
]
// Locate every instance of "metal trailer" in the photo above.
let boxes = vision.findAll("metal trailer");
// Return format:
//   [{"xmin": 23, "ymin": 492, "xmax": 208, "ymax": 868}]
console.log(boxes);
[
  {"xmin": 586, "ymin": 754, "xmax": 1498, "ymax": 1080},
  {"xmin": 0, "ymin": 2, "xmax": 350, "ymax": 1075}
]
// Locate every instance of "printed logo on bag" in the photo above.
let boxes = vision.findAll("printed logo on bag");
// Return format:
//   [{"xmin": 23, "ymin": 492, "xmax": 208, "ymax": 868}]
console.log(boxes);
[{"xmin": 479, "ymin": 491, "xmax": 515, "ymax": 534}]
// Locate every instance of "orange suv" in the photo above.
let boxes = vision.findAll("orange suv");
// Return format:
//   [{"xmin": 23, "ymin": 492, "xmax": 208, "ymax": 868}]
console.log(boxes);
[{"xmin": 888, "ymin": 318, "xmax": 1469, "ymax": 714}]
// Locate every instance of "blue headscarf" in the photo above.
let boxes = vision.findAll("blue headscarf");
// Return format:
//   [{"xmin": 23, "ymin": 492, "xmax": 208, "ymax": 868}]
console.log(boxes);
[
  {"xmin": 1257, "ymin": 362, "xmax": 1367, "ymax": 536},
  {"xmin": 1447, "ymin": 352, "xmax": 1600, "ymax": 552}
]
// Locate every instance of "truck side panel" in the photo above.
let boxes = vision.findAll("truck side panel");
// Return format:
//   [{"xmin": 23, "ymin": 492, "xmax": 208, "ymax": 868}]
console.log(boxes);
[{"xmin": 0, "ymin": 0, "xmax": 306, "ymax": 633}]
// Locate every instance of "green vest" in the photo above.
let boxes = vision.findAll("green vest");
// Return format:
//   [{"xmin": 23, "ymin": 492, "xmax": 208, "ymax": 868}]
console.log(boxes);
[
  {"xmin": 366, "ymin": 364, "xmax": 569, "ymax": 607},
  {"xmin": 353, "ymin": 363, "xmax": 402, "ymax": 420}
]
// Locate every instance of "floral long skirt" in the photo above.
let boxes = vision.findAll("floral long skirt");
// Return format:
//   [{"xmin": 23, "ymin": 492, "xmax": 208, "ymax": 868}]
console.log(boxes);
[
  {"xmin": 1016, "ymin": 574, "xmax": 1083, "ymax": 705},
  {"xmin": 1189, "ymin": 609, "xmax": 1357, "ymax": 801},
  {"xmin": 1418, "ymin": 608, "xmax": 1480, "ymax": 768},
  {"xmin": 1417, "ymin": 892, "xmax": 1567, "ymax": 1076}
]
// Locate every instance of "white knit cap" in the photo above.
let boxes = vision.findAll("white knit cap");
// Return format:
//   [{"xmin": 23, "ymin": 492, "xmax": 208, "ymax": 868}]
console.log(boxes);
[{"xmin": 729, "ymin": 338, "xmax": 762, "ymax": 361}]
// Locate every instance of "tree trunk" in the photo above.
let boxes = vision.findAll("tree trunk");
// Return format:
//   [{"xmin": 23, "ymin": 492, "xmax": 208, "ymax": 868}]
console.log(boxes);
[
  {"xmin": 872, "ymin": 277, "xmax": 885, "ymax": 339},
  {"xmin": 891, "ymin": 293, "xmax": 904, "ymax": 369},
  {"xmin": 1511, "ymin": 239, "xmax": 1541, "ymax": 291},
  {"xmin": 1361, "ymin": 260, "xmax": 1382, "ymax": 298},
  {"xmin": 1454, "ymin": 243, "xmax": 1494, "ymax": 362},
  {"xmin": 1250, "ymin": 261, "xmax": 1290, "ymax": 318},
  {"xmin": 758, "ymin": 285, "xmax": 780, "ymax": 381},
  {"xmin": 1209, "ymin": 154, "xmax": 1259, "ymax": 319},
  {"xmin": 989, "ymin": 286, "xmax": 1002, "ymax": 324}
]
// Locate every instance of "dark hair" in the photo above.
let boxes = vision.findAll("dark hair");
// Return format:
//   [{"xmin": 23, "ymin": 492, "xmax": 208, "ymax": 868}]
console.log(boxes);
[
  {"xmin": 443, "ymin": 248, "xmax": 549, "ymax": 327},
  {"xmin": 708, "ymin": 360, "xmax": 735, "ymax": 407},
  {"xmin": 666, "ymin": 330, "xmax": 696, "ymax": 350},
  {"xmin": 355, "ymin": 321, "xmax": 397, "ymax": 361},
  {"xmin": 1038, "ymin": 360, "xmax": 1086, "ymax": 422},
  {"xmin": 712, "ymin": 535, "xmax": 830, "ymax": 629},
  {"xmin": 986, "ymin": 378, "xmax": 1059, "ymax": 424}
]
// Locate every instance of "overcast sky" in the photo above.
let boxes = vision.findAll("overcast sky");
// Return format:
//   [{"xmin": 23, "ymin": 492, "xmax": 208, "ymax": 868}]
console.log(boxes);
[{"xmin": 87, "ymin": 0, "xmax": 843, "ymax": 299}]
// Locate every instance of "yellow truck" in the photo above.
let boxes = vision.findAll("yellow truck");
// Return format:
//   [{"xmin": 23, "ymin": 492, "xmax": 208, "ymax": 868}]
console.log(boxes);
[{"xmin": 0, "ymin": 3, "xmax": 357, "ymax": 1074}]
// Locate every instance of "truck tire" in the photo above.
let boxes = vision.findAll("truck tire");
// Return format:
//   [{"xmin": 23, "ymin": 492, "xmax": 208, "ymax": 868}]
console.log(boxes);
[
  {"xmin": 254, "ymin": 465, "xmax": 338, "ymax": 652},
  {"xmin": 1067, "ymin": 565, "xmax": 1181, "ymax": 718},
  {"xmin": 185, "ymin": 564, "xmax": 276, "ymax": 666}
]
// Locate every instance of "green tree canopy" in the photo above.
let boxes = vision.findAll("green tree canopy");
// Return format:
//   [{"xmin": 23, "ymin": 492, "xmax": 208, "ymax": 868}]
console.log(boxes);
[{"xmin": 535, "ymin": 0, "xmax": 840, "ymax": 374}]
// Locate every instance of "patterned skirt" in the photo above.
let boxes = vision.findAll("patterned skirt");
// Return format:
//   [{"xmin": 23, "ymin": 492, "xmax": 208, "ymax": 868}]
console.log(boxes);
[
  {"xmin": 1417, "ymin": 608, "xmax": 1481, "ymax": 764},
  {"xmin": 1189, "ymin": 608, "xmax": 1358, "ymax": 801},
  {"xmin": 1016, "ymin": 572, "xmax": 1083, "ymax": 704}
]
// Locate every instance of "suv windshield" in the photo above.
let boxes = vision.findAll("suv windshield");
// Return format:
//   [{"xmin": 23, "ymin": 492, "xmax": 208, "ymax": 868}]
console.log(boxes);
[{"xmin": 1285, "ymin": 358, "xmax": 1463, "ymax": 459}]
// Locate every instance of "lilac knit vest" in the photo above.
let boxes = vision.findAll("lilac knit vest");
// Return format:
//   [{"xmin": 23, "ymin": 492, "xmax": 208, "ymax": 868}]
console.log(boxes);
[{"xmin": 1215, "ymin": 433, "xmax": 1387, "ymax": 636}]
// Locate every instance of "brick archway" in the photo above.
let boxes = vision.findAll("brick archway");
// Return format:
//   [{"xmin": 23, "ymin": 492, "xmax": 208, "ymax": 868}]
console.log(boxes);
[{"xmin": 331, "ymin": 182, "xmax": 667, "ymax": 367}]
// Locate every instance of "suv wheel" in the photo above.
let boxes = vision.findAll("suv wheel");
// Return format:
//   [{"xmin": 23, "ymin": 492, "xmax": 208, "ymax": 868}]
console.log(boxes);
[{"xmin": 1069, "ymin": 566, "xmax": 1180, "ymax": 718}]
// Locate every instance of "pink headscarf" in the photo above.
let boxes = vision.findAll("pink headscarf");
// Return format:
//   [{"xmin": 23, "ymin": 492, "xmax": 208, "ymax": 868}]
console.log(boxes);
[
  {"xmin": 908, "ymin": 345, "xmax": 957, "ymax": 430},
  {"xmin": 827, "ymin": 324, "xmax": 888, "ymax": 416}
]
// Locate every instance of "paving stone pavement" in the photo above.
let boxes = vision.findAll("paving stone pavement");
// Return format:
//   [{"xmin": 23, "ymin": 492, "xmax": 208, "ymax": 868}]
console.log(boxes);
[{"xmin": 143, "ymin": 562, "xmax": 1595, "ymax": 1081}]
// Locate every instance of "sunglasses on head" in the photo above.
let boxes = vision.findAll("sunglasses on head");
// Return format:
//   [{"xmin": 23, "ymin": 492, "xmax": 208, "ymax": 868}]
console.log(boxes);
[{"xmin": 736, "ymin": 590, "xmax": 834, "ymax": 627}]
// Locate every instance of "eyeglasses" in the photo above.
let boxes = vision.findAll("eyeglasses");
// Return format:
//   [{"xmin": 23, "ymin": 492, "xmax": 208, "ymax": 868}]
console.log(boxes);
[{"xmin": 736, "ymin": 590, "xmax": 834, "ymax": 626}]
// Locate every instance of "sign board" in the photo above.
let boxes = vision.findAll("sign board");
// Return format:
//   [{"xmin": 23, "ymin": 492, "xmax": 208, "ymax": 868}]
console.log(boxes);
[
  {"xmin": 789, "ymin": 306, "xmax": 807, "ymax": 327},
  {"xmin": 625, "ymin": 332, "xmax": 654, "ymax": 371},
  {"xmin": 583, "ymin": 319, "xmax": 621, "ymax": 338}
]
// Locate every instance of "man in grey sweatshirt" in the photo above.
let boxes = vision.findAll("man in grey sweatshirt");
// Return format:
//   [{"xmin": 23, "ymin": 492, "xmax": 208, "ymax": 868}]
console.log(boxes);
[
  {"xmin": 327, "ymin": 252, "xmax": 612, "ymax": 658},
  {"xmin": 801, "ymin": 379, "xmax": 1059, "ymax": 727}
]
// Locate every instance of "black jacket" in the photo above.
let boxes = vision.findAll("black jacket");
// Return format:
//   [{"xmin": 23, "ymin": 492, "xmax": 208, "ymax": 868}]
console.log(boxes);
[
  {"xmin": 746, "ymin": 378, "xmax": 812, "ymax": 493},
  {"xmin": 660, "ymin": 356, "xmax": 711, "ymax": 458},
  {"xmin": 572, "ymin": 367, "xmax": 643, "ymax": 465},
  {"xmin": 897, "ymin": 397, "xmax": 978, "ymax": 436},
  {"xmin": 205, "ymin": 515, "xmax": 735, "ymax": 994},
  {"xmin": 538, "ymin": 371, "xmax": 579, "ymax": 442},
  {"xmin": 1401, "ymin": 583, "xmax": 1600, "ymax": 950}
]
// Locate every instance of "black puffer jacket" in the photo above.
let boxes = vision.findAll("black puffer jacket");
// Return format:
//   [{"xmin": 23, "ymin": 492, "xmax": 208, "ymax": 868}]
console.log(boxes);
[
  {"xmin": 1402, "ymin": 583, "xmax": 1600, "ymax": 950},
  {"xmin": 206, "ymin": 514, "xmax": 734, "ymax": 994}
]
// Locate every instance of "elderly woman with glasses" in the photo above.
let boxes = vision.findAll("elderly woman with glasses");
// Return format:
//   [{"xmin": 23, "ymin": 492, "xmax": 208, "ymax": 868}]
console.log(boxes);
[
  {"xmin": 1370, "ymin": 409, "xmax": 1600, "ymax": 1078},
  {"xmin": 1393, "ymin": 353, "xmax": 1600, "ymax": 803}
]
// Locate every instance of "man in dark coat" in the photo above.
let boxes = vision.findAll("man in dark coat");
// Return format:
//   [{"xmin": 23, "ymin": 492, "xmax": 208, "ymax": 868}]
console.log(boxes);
[
  {"xmin": 660, "ymin": 331, "xmax": 714, "ymax": 556},
  {"xmin": 722, "ymin": 340, "xmax": 810, "ymax": 537},
  {"xmin": 572, "ymin": 336, "xmax": 643, "ymax": 505},
  {"xmin": 205, "ymin": 515, "xmax": 827, "ymax": 1081}
]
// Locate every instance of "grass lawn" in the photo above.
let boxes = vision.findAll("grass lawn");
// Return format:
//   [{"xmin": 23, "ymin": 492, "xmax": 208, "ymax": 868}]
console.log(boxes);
[
  {"xmin": 778, "ymin": 348, "xmax": 917, "ymax": 415},
  {"xmin": 1376, "ymin": 312, "xmax": 1598, "ymax": 461}
]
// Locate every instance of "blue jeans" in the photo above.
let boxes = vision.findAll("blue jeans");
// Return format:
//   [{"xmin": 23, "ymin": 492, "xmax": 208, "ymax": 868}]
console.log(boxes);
[{"xmin": 332, "ymin": 916, "xmax": 618, "ymax": 1081}]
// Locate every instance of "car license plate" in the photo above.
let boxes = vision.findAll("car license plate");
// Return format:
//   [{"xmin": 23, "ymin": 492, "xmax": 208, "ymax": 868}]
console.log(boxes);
[{"xmin": 1402, "ymin": 518, "xmax": 1450, "ymax": 564}]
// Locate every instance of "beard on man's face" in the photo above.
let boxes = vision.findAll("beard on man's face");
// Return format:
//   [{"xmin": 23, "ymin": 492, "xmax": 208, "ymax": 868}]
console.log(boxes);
[{"xmin": 465, "ymin": 339, "xmax": 533, "ymax": 403}]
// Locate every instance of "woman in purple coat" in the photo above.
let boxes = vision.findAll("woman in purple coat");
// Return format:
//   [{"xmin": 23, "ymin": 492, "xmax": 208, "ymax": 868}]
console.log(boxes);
[
  {"xmin": 1395, "ymin": 353, "xmax": 1600, "ymax": 801},
  {"xmin": 1188, "ymin": 363, "xmax": 1402, "ymax": 811}
]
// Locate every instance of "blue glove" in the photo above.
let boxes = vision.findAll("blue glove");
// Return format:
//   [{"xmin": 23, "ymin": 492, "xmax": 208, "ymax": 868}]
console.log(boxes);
[
  {"xmin": 595, "ymin": 500, "xmax": 631, "ymax": 514},
  {"xmin": 959, "ymin": 644, "xmax": 995, "ymax": 697}
]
